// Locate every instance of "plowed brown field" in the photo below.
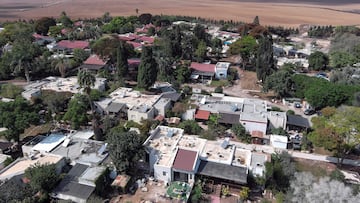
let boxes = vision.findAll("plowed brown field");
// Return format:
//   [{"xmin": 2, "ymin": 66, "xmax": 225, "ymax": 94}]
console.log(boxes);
[{"xmin": 1, "ymin": 0, "xmax": 360, "ymax": 27}]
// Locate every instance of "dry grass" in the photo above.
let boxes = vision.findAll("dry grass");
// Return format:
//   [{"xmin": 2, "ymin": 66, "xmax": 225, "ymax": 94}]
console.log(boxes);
[
  {"xmin": 1, "ymin": 0, "xmax": 360, "ymax": 26},
  {"xmin": 294, "ymin": 158, "xmax": 336, "ymax": 177},
  {"xmin": 239, "ymin": 70, "xmax": 261, "ymax": 91}
]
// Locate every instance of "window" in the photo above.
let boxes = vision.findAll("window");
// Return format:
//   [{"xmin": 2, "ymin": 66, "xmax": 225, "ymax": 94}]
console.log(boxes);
[
  {"xmin": 163, "ymin": 171, "xmax": 167, "ymax": 176},
  {"xmin": 189, "ymin": 174, "xmax": 193, "ymax": 179}
]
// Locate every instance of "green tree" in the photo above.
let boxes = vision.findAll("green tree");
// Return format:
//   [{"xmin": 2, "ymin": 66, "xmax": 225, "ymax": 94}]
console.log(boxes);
[
  {"xmin": 116, "ymin": 42, "xmax": 129, "ymax": 81},
  {"xmin": 0, "ymin": 98, "xmax": 39, "ymax": 141},
  {"xmin": 195, "ymin": 40, "xmax": 207, "ymax": 62},
  {"xmin": 34, "ymin": 17, "xmax": 56, "ymax": 35},
  {"xmin": 265, "ymin": 151, "xmax": 295, "ymax": 193},
  {"xmin": 51, "ymin": 57, "xmax": 71, "ymax": 77},
  {"xmin": 9, "ymin": 39, "xmax": 42, "ymax": 82},
  {"xmin": 73, "ymin": 48, "xmax": 90, "ymax": 65},
  {"xmin": 59, "ymin": 11, "xmax": 73, "ymax": 27},
  {"xmin": 263, "ymin": 70, "xmax": 294, "ymax": 98},
  {"xmin": 231, "ymin": 123, "xmax": 248, "ymax": 141},
  {"xmin": 137, "ymin": 46, "xmax": 157, "ymax": 89},
  {"xmin": 77, "ymin": 70, "xmax": 103, "ymax": 140},
  {"xmin": 24, "ymin": 163, "xmax": 60, "ymax": 193},
  {"xmin": 0, "ymin": 83, "xmax": 23, "ymax": 99},
  {"xmin": 106, "ymin": 129, "xmax": 144, "ymax": 172},
  {"xmin": 239, "ymin": 186, "xmax": 250, "ymax": 201},
  {"xmin": 253, "ymin": 16, "xmax": 260, "ymax": 26},
  {"xmin": 214, "ymin": 86, "xmax": 223, "ymax": 93},
  {"xmin": 63, "ymin": 95, "xmax": 88, "ymax": 129},
  {"xmin": 330, "ymin": 51, "xmax": 357, "ymax": 69},
  {"xmin": 138, "ymin": 13, "xmax": 152, "ymax": 24},
  {"xmin": 256, "ymin": 36, "xmax": 276, "ymax": 82},
  {"xmin": 308, "ymin": 51, "xmax": 329, "ymax": 71},
  {"xmin": 178, "ymin": 120, "xmax": 203, "ymax": 134},
  {"xmin": 229, "ymin": 35, "xmax": 257, "ymax": 69}
]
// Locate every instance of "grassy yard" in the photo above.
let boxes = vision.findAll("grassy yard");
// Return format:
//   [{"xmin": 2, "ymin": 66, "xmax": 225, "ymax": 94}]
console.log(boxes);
[
  {"xmin": 294, "ymin": 158, "xmax": 336, "ymax": 177},
  {"xmin": 210, "ymin": 80, "xmax": 230, "ymax": 87}
]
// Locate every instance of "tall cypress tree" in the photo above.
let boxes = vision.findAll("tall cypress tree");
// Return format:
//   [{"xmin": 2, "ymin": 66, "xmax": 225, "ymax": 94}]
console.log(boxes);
[
  {"xmin": 116, "ymin": 42, "xmax": 128, "ymax": 79},
  {"xmin": 137, "ymin": 46, "xmax": 157, "ymax": 89},
  {"xmin": 256, "ymin": 35, "xmax": 276, "ymax": 82}
]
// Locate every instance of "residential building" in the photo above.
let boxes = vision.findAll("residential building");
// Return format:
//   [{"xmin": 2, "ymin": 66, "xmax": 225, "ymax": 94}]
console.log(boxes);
[
  {"xmin": 78, "ymin": 54, "xmax": 110, "ymax": 73},
  {"xmin": 153, "ymin": 98, "xmax": 172, "ymax": 116},
  {"xmin": 250, "ymin": 153, "xmax": 269, "ymax": 177},
  {"xmin": 214, "ymin": 62, "xmax": 230, "ymax": 79},
  {"xmin": 190, "ymin": 62, "xmax": 215, "ymax": 82},
  {"xmin": 53, "ymin": 40, "xmax": 90, "ymax": 53},
  {"xmin": 128, "ymin": 105, "xmax": 156, "ymax": 123},
  {"xmin": 0, "ymin": 153, "xmax": 65, "ymax": 181},
  {"xmin": 270, "ymin": 135, "xmax": 288, "ymax": 149},
  {"xmin": 286, "ymin": 114, "xmax": 311, "ymax": 132},
  {"xmin": 268, "ymin": 111, "xmax": 287, "ymax": 130},
  {"xmin": 144, "ymin": 126, "xmax": 251, "ymax": 186},
  {"xmin": 51, "ymin": 163, "xmax": 106, "ymax": 203}
]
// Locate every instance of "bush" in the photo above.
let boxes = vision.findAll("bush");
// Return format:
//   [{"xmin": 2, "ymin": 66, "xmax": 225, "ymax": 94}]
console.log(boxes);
[
  {"xmin": 214, "ymin": 86, "xmax": 223, "ymax": 93},
  {"xmin": 178, "ymin": 120, "xmax": 202, "ymax": 134},
  {"xmin": 286, "ymin": 110, "xmax": 295, "ymax": 115},
  {"xmin": 0, "ymin": 84, "xmax": 23, "ymax": 99}
]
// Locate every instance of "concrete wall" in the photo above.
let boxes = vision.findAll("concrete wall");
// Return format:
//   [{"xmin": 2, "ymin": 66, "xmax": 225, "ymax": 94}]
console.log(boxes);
[
  {"xmin": 128, "ymin": 107, "xmax": 155, "ymax": 123},
  {"xmin": 154, "ymin": 164, "xmax": 172, "ymax": 184},
  {"xmin": 154, "ymin": 99, "xmax": 172, "ymax": 116},
  {"xmin": 241, "ymin": 121, "xmax": 267, "ymax": 135}
]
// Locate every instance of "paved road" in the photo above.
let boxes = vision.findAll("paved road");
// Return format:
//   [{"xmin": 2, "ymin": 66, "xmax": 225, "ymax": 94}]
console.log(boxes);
[{"xmin": 234, "ymin": 142, "xmax": 360, "ymax": 167}]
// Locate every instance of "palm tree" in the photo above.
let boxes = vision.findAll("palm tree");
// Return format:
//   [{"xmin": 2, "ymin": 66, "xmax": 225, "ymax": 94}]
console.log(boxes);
[
  {"xmin": 77, "ymin": 70, "xmax": 103, "ymax": 140},
  {"xmin": 52, "ymin": 57, "xmax": 70, "ymax": 77}
]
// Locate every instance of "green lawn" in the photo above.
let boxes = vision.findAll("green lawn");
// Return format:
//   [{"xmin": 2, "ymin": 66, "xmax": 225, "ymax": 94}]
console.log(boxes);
[{"xmin": 210, "ymin": 80, "xmax": 230, "ymax": 87}]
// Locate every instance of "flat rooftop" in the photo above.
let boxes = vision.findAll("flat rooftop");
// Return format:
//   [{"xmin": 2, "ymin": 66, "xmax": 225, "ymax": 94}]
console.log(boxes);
[
  {"xmin": 109, "ymin": 87, "xmax": 161, "ymax": 109},
  {"xmin": 200, "ymin": 139, "xmax": 235, "ymax": 165},
  {"xmin": 144, "ymin": 126, "xmax": 184, "ymax": 167},
  {"xmin": 0, "ymin": 153, "xmax": 63, "ymax": 180},
  {"xmin": 232, "ymin": 148, "xmax": 251, "ymax": 167},
  {"xmin": 176, "ymin": 135, "xmax": 207, "ymax": 152},
  {"xmin": 32, "ymin": 133, "xmax": 66, "ymax": 153},
  {"xmin": 51, "ymin": 138, "xmax": 108, "ymax": 166},
  {"xmin": 41, "ymin": 76, "xmax": 106, "ymax": 94}
]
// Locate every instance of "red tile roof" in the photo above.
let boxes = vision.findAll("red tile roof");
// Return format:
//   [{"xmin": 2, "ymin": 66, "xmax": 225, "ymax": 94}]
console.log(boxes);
[
  {"xmin": 84, "ymin": 54, "xmax": 107, "ymax": 65},
  {"xmin": 127, "ymin": 58, "xmax": 141, "ymax": 65},
  {"xmin": 172, "ymin": 148, "xmax": 198, "ymax": 172},
  {"xmin": 57, "ymin": 40, "xmax": 89, "ymax": 49},
  {"xmin": 251, "ymin": 130, "xmax": 264, "ymax": 138},
  {"xmin": 190, "ymin": 62, "xmax": 215, "ymax": 73},
  {"xmin": 195, "ymin": 110, "xmax": 211, "ymax": 120},
  {"xmin": 127, "ymin": 41, "xmax": 142, "ymax": 49},
  {"xmin": 138, "ymin": 36, "xmax": 155, "ymax": 44},
  {"xmin": 33, "ymin": 33, "xmax": 45, "ymax": 39},
  {"xmin": 155, "ymin": 114, "xmax": 165, "ymax": 121}
]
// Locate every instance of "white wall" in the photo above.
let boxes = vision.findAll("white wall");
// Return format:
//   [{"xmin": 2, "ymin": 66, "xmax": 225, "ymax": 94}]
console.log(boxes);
[
  {"xmin": 154, "ymin": 164, "xmax": 172, "ymax": 184},
  {"xmin": 128, "ymin": 107, "xmax": 155, "ymax": 123},
  {"xmin": 241, "ymin": 121, "xmax": 267, "ymax": 135}
]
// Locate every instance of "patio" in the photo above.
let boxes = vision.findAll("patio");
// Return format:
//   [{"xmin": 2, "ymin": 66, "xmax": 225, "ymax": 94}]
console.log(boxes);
[{"xmin": 166, "ymin": 181, "xmax": 192, "ymax": 201}]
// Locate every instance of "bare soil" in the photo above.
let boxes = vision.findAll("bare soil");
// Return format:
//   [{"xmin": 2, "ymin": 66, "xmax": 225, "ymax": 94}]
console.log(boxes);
[{"xmin": 1, "ymin": 0, "xmax": 360, "ymax": 26}]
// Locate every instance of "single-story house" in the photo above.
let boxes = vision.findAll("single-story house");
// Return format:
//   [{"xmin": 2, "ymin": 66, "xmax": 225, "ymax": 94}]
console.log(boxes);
[
  {"xmin": 197, "ymin": 160, "xmax": 247, "ymax": 185},
  {"xmin": 251, "ymin": 131, "xmax": 270, "ymax": 145},
  {"xmin": 195, "ymin": 110, "xmax": 211, "ymax": 121},
  {"xmin": 218, "ymin": 112, "xmax": 240, "ymax": 125},
  {"xmin": 51, "ymin": 163, "xmax": 106, "ymax": 203},
  {"xmin": 190, "ymin": 62, "xmax": 215, "ymax": 81},
  {"xmin": 54, "ymin": 40, "xmax": 90, "ymax": 53},
  {"xmin": 78, "ymin": 54, "xmax": 110, "ymax": 73},
  {"xmin": 215, "ymin": 62, "xmax": 230, "ymax": 80},
  {"xmin": 286, "ymin": 115, "xmax": 310, "ymax": 132}
]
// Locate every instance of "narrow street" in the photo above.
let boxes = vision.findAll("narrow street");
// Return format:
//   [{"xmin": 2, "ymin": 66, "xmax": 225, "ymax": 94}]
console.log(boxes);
[{"xmin": 234, "ymin": 142, "xmax": 360, "ymax": 167}]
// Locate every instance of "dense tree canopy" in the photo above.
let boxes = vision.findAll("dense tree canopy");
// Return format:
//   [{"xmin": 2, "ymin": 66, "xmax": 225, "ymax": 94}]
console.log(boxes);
[
  {"xmin": 106, "ymin": 128, "xmax": 144, "ymax": 172},
  {"xmin": 309, "ymin": 106, "xmax": 360, "ymax": 164},
  {"xmin": 229, "ymin": 35, "xmax": 257, "ymax": 69},
  {"xmin": 137, "ymin": 46, "xmax": 157, "ymax": 89},
  {"xmin": 35, "ymin": 17, "xmax": 57, "ymax": 35},
  {"xmin": 256, "ymin": 35, "xmax": 276, "ymax": 82},
  {"xmin": 308, "ymin": 51, "xmax": 329, "ymax": 71},
  {"xmin": 263, "ymin": 69, "xmax": 294, "ymax": 98},
  {"xmin": 0, "ymin": 98, "xmax": 39, "ymax": 141},
  {"xmin": 24, "ymin": 163, "xmax": 60, "ymax": 194}
]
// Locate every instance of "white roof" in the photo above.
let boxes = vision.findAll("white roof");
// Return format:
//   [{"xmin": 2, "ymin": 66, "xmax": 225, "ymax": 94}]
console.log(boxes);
[
  {"xmin": 70, "ymin": 130, "xmax": 94, "ymax": 140},
  {"xmin": 32, "ymin": 133, "xmax": 66, "ymax": 152},
  {"xmin": 270, "ymin": 135, "xmax": 288, "ymax": 143}
]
